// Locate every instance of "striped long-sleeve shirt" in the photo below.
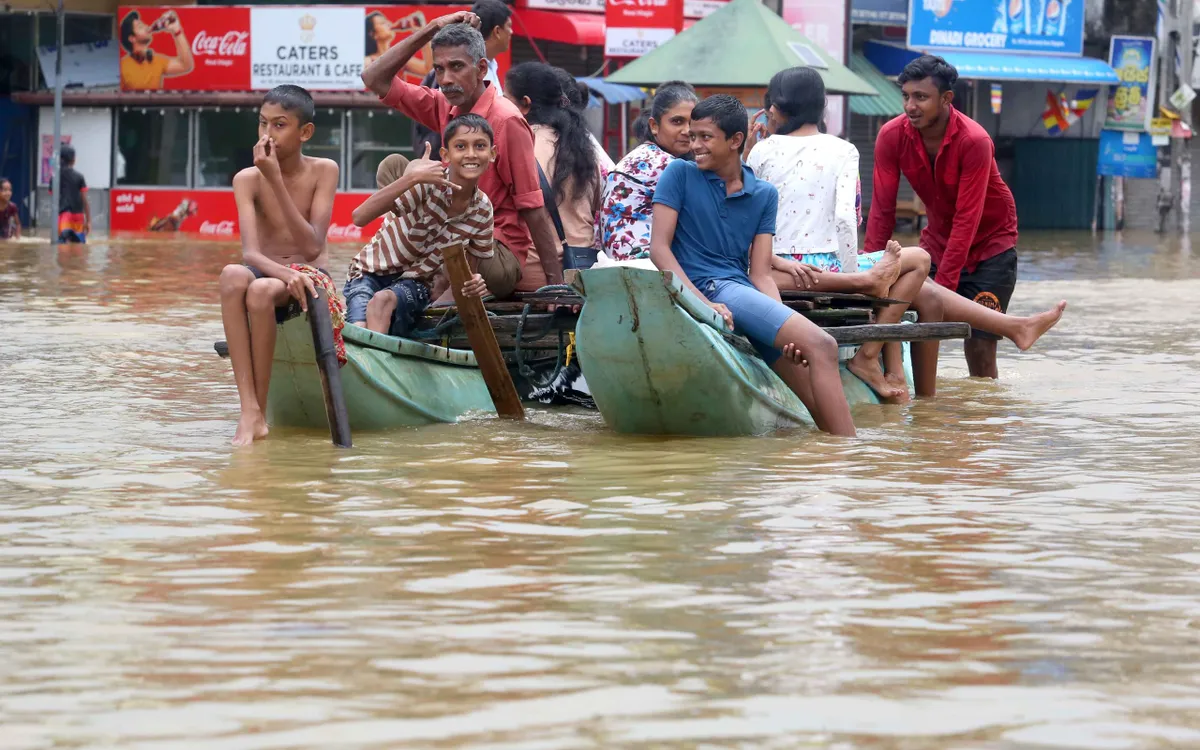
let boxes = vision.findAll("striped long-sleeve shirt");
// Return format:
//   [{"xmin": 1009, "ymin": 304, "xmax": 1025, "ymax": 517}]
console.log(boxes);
[{"xmin": 347, "ymin": 179, "xmax": 494, "ymax": 282}]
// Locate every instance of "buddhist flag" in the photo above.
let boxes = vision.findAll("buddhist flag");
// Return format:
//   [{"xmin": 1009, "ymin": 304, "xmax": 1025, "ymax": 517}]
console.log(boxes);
[
  {"xmin": 990, "ymin": 83, "xmax": 1002, "ymax": 114},
  {"xmin": 1042, "ymin": 91, "xmax": 1069, "ymax": 135},
  {"xmin": 1069, "ymin": 89, "xmax": 1098, "ymax": 119}
]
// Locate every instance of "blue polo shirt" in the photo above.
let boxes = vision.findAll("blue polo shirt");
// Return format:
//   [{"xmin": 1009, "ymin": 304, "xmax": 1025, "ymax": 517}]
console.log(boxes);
[{"xmin": 652, "ymin": 159, "xmax": 778, "ymax": 289}]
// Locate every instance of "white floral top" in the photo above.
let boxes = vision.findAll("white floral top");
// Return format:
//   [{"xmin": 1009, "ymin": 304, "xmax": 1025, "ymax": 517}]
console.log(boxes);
[
  {"xmin": 745, "ymin": 133, "xmax": 862, "ymax": 273},
  {"xmin": 596, "ymin": 141, "xmax": 676, "ymax": 261}
]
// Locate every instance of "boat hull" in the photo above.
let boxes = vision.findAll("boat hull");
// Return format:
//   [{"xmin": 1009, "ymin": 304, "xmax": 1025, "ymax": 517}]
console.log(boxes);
[
  {"xmin": 267, "ymin": 314, "xmax": 495, "ymax": 430},
  {"xmin": 574, "ymin": 267, "xmax": 911, "ymax": 437}
]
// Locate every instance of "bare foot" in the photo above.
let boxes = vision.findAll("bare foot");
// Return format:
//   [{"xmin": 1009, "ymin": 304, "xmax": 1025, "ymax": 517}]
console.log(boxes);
[
  {"xmin": 232, "ymin": 411, "xmax": 269, "ymax": 447},
  {"xmin": 848, "ymin": 351, "xmax": 906, "ymax": 402},
  {"xmin": 1011, "ymin": 300, "xmax": 1067, "ymax": 351},
  {"xmin": 865, "ymin": 240, "xmax": 903, "ymax": 298},
  {"xmin": 883, "ymin": 370, "xmax": 912, "ymax": 404}
]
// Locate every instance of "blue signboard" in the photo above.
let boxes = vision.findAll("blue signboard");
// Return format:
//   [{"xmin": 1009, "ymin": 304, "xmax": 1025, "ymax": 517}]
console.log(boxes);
[
  {"xmin": 853, "ymin": 0, "xmax": 907, "ymax": 25},
  {"xmin": 1097, "ymin": 129, "xmax": 1158, "ymax": 179},
  {"xmin": 907, "ymin": 0, "xmax": 1084, "ymax": 56}
]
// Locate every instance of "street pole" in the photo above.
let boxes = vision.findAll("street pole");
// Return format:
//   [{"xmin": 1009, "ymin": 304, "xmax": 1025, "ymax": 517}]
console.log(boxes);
[
  {"xmin": 1177, "ymin": 0, "xmax": 1194, "ymax": 232},
  {"xmin": 50, "ymin": 0, "xmax": 65, "ymax": 247}
]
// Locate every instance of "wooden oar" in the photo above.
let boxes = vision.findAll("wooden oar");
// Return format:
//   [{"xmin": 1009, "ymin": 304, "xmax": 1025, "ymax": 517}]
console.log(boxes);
[
  {"xmin": 307, "ymin": 287, "xmax": 352, "ymax": 448},
  {"xmin": 442, "ymin": 243, "xmax": 525, "ymax": 420}
]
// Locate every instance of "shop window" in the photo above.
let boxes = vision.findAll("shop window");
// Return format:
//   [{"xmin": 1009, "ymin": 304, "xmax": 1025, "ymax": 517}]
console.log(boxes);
[
  {"xmin": 195, "ymin": 109, "xmax": 256, "ymax": 188},
  {"xmin": 350, "ymin": 109, "xmax": 412, "ymax": 190},
  {"xmin": 196, "ymin": 109, "xmax": 344, "ymax": 188},
  {"xmin": 115, "ymin": 108, "xmax": 189, "ymax": 186},
  {"xmin": 308, "ymin": 109, "xmax": 345, "ymax": 179}
]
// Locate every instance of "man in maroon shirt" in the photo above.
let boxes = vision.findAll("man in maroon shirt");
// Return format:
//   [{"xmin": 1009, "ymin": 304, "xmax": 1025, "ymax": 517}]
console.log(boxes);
[
  {"xmin": 866, "ymin": 55, "xmax": 1021, "ymax": 390},
  {"xmin": 361, "ymin": 11, "xmax": 562, "ymax": 297}
]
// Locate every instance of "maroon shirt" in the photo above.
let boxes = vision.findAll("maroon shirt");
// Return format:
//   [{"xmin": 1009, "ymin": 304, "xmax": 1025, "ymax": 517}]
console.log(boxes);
[{"xmin": 864, "ymin": 106, "xmax": 1018, "ymax": 291}]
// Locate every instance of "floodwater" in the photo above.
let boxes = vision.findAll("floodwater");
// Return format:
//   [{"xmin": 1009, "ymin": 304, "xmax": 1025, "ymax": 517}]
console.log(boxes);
[{"xmin": 1, "ymin": 232, "xmax": 1199, "ymax": 749}]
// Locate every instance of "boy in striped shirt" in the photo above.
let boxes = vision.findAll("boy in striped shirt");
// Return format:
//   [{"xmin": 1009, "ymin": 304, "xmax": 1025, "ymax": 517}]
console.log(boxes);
[{"xmin": 345, "ymin": 113, "xmax": 496, "ymax": 336}]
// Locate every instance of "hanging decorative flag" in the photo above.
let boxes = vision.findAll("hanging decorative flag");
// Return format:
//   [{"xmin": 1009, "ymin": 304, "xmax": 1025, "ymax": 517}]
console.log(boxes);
[
  {"xmin": 1042, "ymin": 91, "xmax": 1069, "ymax": 135},
  {"xmin": 991, "ymin": 83, "xmax": 1002, "ymax": 115},
  {"xmin": 1069, "ymin": 89, "xmax": 1098, "ymax": 119}
]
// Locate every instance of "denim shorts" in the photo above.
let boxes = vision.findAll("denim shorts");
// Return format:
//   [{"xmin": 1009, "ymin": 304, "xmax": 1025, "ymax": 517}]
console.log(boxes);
[
  {"xmin": 706, "ymin": 279, "xmax": 795, "ymax": 365},
  {"xmin": 343, "ymin": 273, "xmax": 431, "ymax": 338}
]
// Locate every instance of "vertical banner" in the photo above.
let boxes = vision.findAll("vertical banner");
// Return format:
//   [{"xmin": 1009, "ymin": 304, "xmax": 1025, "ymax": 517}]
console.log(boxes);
[
  {"xmin": 605, "ymin": 0, "xmax": 684, "ymax": 59},
  {"xmin": 1104, "ymin": 36, "xmax": 1156, "ymax": 132},
  {"xmin": 782, "ymin": 0, "xmax": 847, "ymax": 137},
  {"xmin": 250, "ymin": 6, "xmax": 364, "ymax": 90},
  {"xmin": 118, "ymin": 7, "xmax": 251, "ymax": 91}
]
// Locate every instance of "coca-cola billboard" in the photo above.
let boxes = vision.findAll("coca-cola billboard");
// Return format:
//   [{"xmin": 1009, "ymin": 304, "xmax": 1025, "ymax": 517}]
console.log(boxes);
[
  {"xmin": 119, "ymin": 6, "xmax": 251, "ymax": 91},
  {"xmin": 110, "ymin": 188, "xmax": 384, "ymax": 246}
]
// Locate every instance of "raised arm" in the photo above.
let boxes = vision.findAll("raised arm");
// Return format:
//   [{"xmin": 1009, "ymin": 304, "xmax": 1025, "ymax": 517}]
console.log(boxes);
[
  {"xmin": 164, "ymin": 16, "xmax": 193, "ymax": 77},
  {"xmin": 361, "ymin": 10, "xmax": 476, "ymax": 97},
  {"xmin": 935, "ymin": 137, "xmax": 992, "ymax": 291},
  {"xmin": 863, "ymin": 127, "xmax": 901, "ymax": 252}
]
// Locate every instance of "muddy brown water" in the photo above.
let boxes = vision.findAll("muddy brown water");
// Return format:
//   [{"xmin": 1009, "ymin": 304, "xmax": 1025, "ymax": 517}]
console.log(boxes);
[{"xmin": 1, "ymin": 232, "xmax": 1199, "ymax": 748}]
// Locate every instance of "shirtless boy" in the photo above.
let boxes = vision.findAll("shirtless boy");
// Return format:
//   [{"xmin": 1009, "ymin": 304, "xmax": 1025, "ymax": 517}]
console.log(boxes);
[{"xmin": 217, "ymin": 84, "xmax": 340, "ymax": 446}]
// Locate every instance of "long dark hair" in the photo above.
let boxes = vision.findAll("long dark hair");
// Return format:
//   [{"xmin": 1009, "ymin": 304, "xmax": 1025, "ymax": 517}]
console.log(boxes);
[
  {"xmin": 765, "ymin": 66, "xmax": 826, "ymax": 135},
  {"xmin": 506, "ymin": 62, "xmax": 599, "ymax": 201},
  {"xmin": 365, "ymin": 12, "xmax": 386, "ymax": 56}
]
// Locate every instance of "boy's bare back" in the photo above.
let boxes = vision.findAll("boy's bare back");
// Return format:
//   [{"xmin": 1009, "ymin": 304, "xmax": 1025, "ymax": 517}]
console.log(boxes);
[{"xmin": 235, "ymin": 155, "xmax": 338, "ymax": 269}]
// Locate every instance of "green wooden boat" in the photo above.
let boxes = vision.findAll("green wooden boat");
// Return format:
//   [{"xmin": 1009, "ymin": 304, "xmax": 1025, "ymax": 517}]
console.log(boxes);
[
  {"xmin": 266, "ymin": 313, "xmax": 495, "ymax": 430},
  {"xmin": 573, "ymin": 267, "xmax": 914, "ymax": 437}
]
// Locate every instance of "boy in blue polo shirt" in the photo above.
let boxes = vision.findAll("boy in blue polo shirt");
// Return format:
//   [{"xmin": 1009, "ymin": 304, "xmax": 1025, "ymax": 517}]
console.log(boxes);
[{"xmin": 648, "ymin": 95, "xmax": 855, "ymax": 436}]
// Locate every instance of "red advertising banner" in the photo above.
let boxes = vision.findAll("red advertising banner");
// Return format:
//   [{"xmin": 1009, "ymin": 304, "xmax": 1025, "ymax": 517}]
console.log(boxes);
[
  {"xmin": 118, "ymin": 6, "xmax": 251, "ymax": 91},
  {"xmin": 605, "ymin": 0, "xmax": 683, "ymax": 58},
  {"xmin": 110, "ymin": 188, "xmax": 383, "ymax": 244},
  {"xmin": 119, "ymin": 5, "xmax": 472, "ymax": 92}
]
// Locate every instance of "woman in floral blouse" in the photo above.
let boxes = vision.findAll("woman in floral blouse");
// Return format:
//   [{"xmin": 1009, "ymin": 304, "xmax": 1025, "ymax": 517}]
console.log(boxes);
[{"xmin": 597, "ymin": 81, "xmax": 699, "ymax": 261}]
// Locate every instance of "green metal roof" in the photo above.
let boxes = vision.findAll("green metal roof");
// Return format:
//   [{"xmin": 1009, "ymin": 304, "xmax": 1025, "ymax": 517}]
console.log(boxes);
[
  {"xmin": 849, "ymin": 54, "xmax": 903, "ymax": 117},
  {"xmin": 605, "ymin": 0, "xmax": 878, "ymax": 96}
]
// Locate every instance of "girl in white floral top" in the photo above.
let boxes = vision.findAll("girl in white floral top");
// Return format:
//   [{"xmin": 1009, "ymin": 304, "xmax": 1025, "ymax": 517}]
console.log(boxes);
[
  {"xmin": 597, "ymin": 82, "xmax": 698, "ymax": 261},
  {"xmin": 745, "ymin": 66, "xmax": 933, "ymax": 403}
]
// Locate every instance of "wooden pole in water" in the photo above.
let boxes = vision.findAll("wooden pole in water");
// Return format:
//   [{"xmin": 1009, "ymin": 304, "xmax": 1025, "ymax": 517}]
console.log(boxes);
[
  {"xmin": 307, "ymin": 287, "xmax": 352, "ymax": 448},
  {"xmin": 442, "ymin": 243, "xmax": 525, "ymax": 420}
]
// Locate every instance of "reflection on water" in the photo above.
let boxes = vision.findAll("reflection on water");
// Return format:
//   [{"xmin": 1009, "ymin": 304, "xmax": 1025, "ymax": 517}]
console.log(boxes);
[{"xmin": 2, "ymin": 231, "xmax": 1200, "ymax": 748}]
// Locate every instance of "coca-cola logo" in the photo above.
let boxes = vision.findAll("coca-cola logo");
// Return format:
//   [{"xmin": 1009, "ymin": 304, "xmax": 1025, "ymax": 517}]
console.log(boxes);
[
  {"xmin": 200, "ymin": 220, "xmax": 236, "ymax": 236},
  {"xmin": 327, "ymin": 224, "xmax": 363, "ymax": 241},
  {"xmin": 192, "ymin": 30, "xmax": 249, "ymax": 57}
]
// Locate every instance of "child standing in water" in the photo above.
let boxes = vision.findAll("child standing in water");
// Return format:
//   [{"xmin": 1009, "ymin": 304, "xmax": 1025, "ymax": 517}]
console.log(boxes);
[
  {"xmin": 54, "ymin": 146, "xmax": 90, "ymax": 243},
  {"xmin": 217, "ymin": 85, "xmax": 340, "ymax": 447},
  {"xmin": 0, "ymin": 178, "xmax": 21, "ymax": 240}
]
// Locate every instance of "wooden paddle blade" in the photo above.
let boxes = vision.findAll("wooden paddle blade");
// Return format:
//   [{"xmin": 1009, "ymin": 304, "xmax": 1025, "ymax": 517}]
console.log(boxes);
[
  {"xmin": 442, "ymin": 243, "xmax": 525, "ymax": 420},
  {"xmin": 307, "ymin": 287, "xmax": 353, "ymax": 448}
]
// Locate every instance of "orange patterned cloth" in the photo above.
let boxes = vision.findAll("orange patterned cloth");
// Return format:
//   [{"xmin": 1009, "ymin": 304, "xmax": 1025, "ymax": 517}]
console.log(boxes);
[{"xmin": 290, "ymin": 264, "xmax": 347, "ymax": 367}]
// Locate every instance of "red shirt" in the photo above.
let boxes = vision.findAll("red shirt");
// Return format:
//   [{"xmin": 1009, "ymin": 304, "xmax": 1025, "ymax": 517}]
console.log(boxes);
[
  {"xmin": 864, "ymin": 107, "xmax": 1018, "ymax": 291},
  {"xmin": 381, "ymin": 78, "xmax": 544, "ymax": 262}
]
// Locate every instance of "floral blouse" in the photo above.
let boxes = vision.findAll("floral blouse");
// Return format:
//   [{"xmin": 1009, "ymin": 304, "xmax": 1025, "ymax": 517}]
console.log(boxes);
[{"xmin": 595, "ymin": 141, "xmax": 676, "ymax": 261}]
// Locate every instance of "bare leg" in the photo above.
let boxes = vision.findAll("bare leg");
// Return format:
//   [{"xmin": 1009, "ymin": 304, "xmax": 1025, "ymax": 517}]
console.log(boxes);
[
  {"xmin": 365, "ymin": 290, "xmax": 398, "ymax": 334},
  {"xmin": 848, "ymin": 244, "xmax": 929, "ymax": 403},
  {"xmin": 964, "ymin": 338, "xmax": 998, "ymax": 378},
  {"xmin": 220, "ymin": 265, "xmax": 270, "ymax": 446},
  {"xmin": 245, "ymin": 277, "xmax": 289, "ymax": 437},
  {"xmin": 910, "ymin": 284, "xmax": 944, "ymax": 398},
  {"xmin": 771, "ymin": 243, "xmax": 916, "ymax": 298},
  {"xmin": 773, "ymin": 315, "xmax": 855, "ymax": 437},
  {"xmin": 924, "ymin": 282, "xmax": 1067, "ymax": 350}
]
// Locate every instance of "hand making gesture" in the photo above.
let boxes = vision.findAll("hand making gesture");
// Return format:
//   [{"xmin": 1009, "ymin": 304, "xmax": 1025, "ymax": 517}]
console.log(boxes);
[
  {"xmin": 253, "ymin": 135, "xmax": 281, "ymax": 183},
  {"xmin": 405, "ymin": 143, "xmax": 462, "ymax": 191}
]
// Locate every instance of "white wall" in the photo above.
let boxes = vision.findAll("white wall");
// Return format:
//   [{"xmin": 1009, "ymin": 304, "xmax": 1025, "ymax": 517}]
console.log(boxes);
[{"xmin": 37, "ymin": 106, "xmax": 113, "ymax": 189}]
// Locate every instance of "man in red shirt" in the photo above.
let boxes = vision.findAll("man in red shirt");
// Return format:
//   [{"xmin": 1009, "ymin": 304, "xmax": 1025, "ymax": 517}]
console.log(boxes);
[
  {"xmin": 361, "ymin": 11, "xmax": 562, "ymax": 297},
  {"xmin": 865, "ymin": 55, "xmax": 1022, "ymax": 392}
]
